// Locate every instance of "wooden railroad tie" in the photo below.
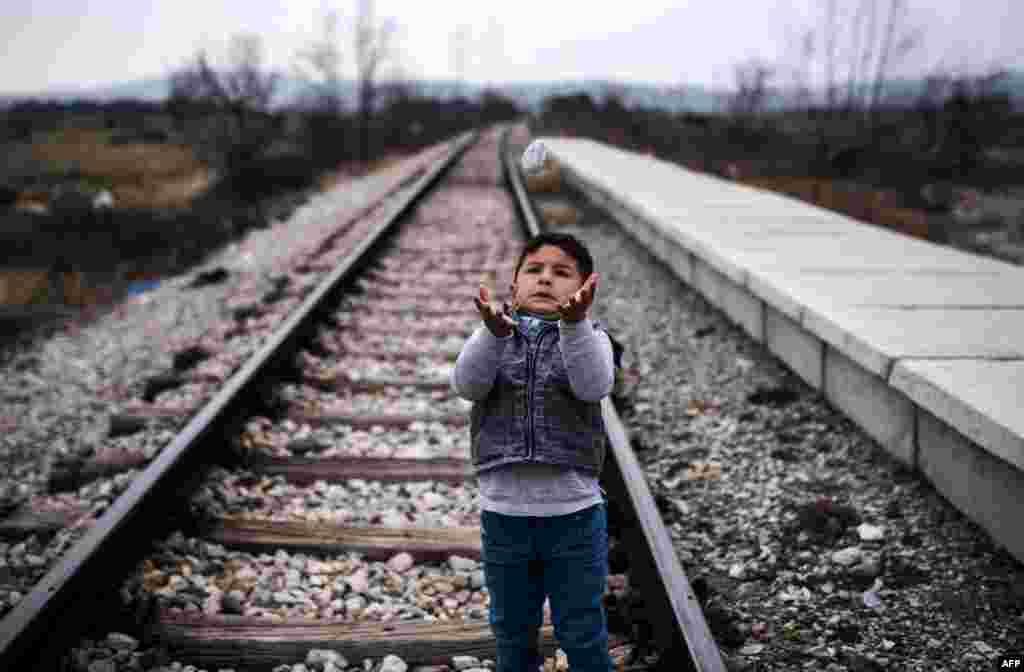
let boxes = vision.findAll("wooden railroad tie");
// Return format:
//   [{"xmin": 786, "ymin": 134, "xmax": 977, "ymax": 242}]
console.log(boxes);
[
  {"xmin": 287, "ymin": 409, "xmax": 470, "ymax": 429},
  {"xmin": 304, "ymin": 371, "xmax": 451, "ymax": 394},
  {"xmin": 206, "ymin": 519, "xmax": 481, "ymax": 561},
  {"xmin": 112, "ymin": 405, "xmax": 470, "ymax": 432},
  {"xmin": 364, "ymin": 269, "xmax": 480, "ymax": 286},
  {"xmin": 0, "ymin": 505, "xmax": 92, "ymax": 539},
  {"xmin": 358, "ymin": 287, "xmax": 478, "ymax": 303},
  {"xmin": 340, "ymin": 303, "xmax": 478, "ymax": 318},
  {"xmin": 315, "ymin": 344, "xmax": 460, "ymax": 362},
  {"xmin": 148, "ymin": 612, "xmax": 568, "ymax": 670},
  {"xmin": 244, "ymin": 456, "xmax": 474, "ymax": 485},
  {"xmin": 330, "ymin": 323, "xmax": 475, "ymax": 339}
]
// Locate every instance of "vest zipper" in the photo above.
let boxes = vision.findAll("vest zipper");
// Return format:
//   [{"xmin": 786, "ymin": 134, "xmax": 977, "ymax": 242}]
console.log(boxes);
[
  {"xmin": 526, "ymin": 325, "xmax": 552, "ymax": 461},
  {"xmin": 526, "ymin": 336, "xmax": 536, "ymax": 461}
]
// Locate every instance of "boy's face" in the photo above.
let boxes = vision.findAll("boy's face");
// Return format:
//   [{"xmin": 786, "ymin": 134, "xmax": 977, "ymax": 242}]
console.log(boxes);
[{"xmin": 510, "ymin": 244, "xmax": 585, "ymax": 315}]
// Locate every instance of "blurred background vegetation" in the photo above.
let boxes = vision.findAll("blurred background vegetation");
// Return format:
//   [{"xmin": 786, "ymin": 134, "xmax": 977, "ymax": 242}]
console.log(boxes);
[{"xmin": 2, "ymin": 0, "xmax": 1023, "ymax": 323}]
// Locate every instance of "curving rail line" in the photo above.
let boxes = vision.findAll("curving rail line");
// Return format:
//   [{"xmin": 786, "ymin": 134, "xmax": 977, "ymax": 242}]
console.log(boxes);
[{"xmin": 0, "ymin": 125, "xmax": 725, "ymax": 672}]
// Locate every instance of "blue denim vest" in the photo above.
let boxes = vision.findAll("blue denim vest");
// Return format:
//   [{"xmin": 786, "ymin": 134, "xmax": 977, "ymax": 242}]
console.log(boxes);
[{"xmin": 470, "ymin": 311, "xmax": 608, "ymax": 477}]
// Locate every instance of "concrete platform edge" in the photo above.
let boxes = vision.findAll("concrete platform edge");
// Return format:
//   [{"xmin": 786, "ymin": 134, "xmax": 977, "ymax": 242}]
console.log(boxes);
[{"xmin": 555, "ymin": 152, "xmax": 1024, "ymax": 564}]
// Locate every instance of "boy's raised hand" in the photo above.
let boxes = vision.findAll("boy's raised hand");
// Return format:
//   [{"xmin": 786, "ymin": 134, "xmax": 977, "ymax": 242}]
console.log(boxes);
[
  {"xmin": 474, "ymin": 283, "xmax": 515, "ymax": 337},
  {"xmin": 558, "ymin": 272, "xmax": 598, "ymax": 323}
]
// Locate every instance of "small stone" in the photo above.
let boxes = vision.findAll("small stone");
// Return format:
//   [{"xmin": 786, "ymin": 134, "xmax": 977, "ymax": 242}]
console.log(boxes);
[
  {"xmin": 972, "ymin": 641, "xmax": 997, "ymax": 656},
  {"xmin": 831, "ymin": 547, "xmax": 861, "ymax": 566},
  {"xmin": 857, "ymin": 523, "xmax": 885, "ymax": 541},
  {"xmin": 738, "ymin": 642, "xmax": 764, "ymax": 656},
  {"xmin": 736, "ymin": 582, "xmax": 763, "ymax": 598},
  {"xmin": 386, "ymin": 552, "xmax": 415, "ymax": 573},
  {"xmin": 851, "ymin": 558, "xmax": 881, "ymax": 579},
  {"xmin": 105, "ymin": 633, "xmax": 139, "ymax": 651},
  {"xmin": 306, "ymin": 649, "xmax": 348, "ymax": 670},
  {"xmin": 380, "ymin": 654, "xmax": 408, "ymax": 672},
  {"xmin": 347, "ymin": 567, "xmax": 370, "ymax": 594},
  {"xmin": 419, "ymin": 492, "xmax": 446, "ymax": 509},
  {"xmin": 449, "ymin": 556, "xmax": 477, "ymax": 572},
  {"xmin": 452, "ymin": 655, "xmax": 480, "ymax": 670}
]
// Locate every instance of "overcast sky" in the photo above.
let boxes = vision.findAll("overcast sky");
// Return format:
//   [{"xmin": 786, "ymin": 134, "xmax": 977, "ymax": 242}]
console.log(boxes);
[{"xmin": 2, "ymin": 0, "xmax": 1022, "ymax": 95}]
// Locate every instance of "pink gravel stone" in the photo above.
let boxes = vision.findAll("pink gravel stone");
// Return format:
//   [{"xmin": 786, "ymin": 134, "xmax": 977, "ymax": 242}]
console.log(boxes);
[
  {"xmin": 387, "ymin": 552, "xmax": 415, "ymax": 573},
  {"xmin": 347, "ymin": 567, "xmax": 370, "ymax": 594}
]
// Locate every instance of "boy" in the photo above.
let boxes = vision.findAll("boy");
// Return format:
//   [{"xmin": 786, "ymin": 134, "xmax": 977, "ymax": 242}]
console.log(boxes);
[{"xmin": 450, "ymin": 232, "xmax": 615, "ymax": 672}]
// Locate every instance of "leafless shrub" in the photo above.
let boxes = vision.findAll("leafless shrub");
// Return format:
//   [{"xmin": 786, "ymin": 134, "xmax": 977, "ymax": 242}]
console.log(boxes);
[
  {"xmin": 355, "ymin": 0, "xmax": 398, "ymax": 162},
  {"xmin": 167, "ymin": 34, "xmax": 280, "ymax": 174}
]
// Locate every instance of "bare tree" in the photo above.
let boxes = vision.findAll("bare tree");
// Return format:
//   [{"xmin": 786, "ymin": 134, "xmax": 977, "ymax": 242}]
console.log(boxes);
[
  {"xmin": 450, "ymin": 23, "xmax": 471, "ymax": 99},
  {"xmin": 775, "ymin": 0, "xmax": 924, "ymax": 171},
  {"xmin": 778, "ymin": 24, "xmax": 816, "ymax": 111},
  {"xmin": 480, "ymin": 16, "xmax": 504, "ymax": 90},
  {"xmin": 729, "ymin": 59, "xmax": 775, "ymax": 120},
  {"xmin": 823, "ymin": 0, "xmax": 840, "ymax": 109},
  {"xmin": 292, "ymin": 10, "xmax": 350, "ymax": 167},
  {"xmin": 354, "ymin": 0, "xmax": 397, "ymax": 162},
  {"xmin": 168, "ymin": 34, "xmax": 280, "ymax": 171},
  {"xmin": 295, "ymin": 10, "xmax": 345, "ymax": 115},
  {"xmin": 841, "ymin": 0, "xmax": 921, "ymax": 116},
  {"xmin": 869, "ymin": 0, "xmax": 922, "ymax": 119}
]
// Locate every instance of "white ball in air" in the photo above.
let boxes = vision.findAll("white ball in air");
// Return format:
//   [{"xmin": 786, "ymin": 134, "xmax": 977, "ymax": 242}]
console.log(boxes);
[{"xmin": 521, "ymin": 140, "xmax": 549, "ymax": 176}]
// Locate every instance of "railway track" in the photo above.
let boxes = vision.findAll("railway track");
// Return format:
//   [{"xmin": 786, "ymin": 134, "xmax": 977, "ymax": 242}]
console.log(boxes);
[{"xmin": 0, "ymin": 125, "xmax": 725, "ymax": 671}]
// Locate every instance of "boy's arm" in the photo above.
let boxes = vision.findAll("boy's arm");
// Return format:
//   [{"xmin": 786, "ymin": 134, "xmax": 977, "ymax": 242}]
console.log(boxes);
[
  {"xmin": 558, "ymin": 318, "xmax": 615, "ymax": 401},
  {"xmin": 450, "ymin": 325, "xmax": 511, "ymax": 401}
]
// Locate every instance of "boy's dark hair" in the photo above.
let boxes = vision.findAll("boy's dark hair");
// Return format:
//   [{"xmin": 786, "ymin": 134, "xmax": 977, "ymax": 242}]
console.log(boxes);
[
  {"xmin": 513, "ymin": 232, "xmax": 623, "ymax": 368},
  {"xmin": 513, "ymin": 232, "xmax": 594, "ymax": 281}
]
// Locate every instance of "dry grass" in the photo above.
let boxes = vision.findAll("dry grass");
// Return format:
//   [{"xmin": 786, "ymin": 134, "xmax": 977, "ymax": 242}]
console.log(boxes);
[
  {"xmin": 29, "ymin": 127, "xmax": 211, "ymax": 209},
  {"xmin": 0, "ymin": 270, "xmax": 114, "ymax": 307},
  {"xmin": 0, "ymin": 271, "xmax": 51, "ymax": 305}
]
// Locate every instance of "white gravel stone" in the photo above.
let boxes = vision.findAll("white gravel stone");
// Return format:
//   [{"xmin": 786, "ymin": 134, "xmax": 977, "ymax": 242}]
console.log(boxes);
[
  {"xmin": 379, "ymin": 655, "xmax": 409, "ymax": 672},
  {"xmin": 448, "ymin": 556, "xmax": 477, "ymax": 572},
  {"xmin": 831, "ymin": 546, "xmax": 861, "ymax": 566},
  {"xmin": 306, "ymin": 649, "xmax": 348, "ymax": 670},
  {"xmin": 857, "ymin": 523, "xmax": 885, "ymax": 541}
]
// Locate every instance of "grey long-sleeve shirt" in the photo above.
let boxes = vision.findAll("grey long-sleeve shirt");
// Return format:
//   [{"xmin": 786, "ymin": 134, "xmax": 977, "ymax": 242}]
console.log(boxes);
[{"xmin": 451, "ymin": 316, "xmax": 614, "ymax": 516}]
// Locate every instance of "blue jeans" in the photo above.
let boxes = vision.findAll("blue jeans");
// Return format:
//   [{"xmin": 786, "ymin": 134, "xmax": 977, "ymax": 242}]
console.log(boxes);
[{"xmin": 481, "ymin": 503, "xmax": 614, "ymax": 672}]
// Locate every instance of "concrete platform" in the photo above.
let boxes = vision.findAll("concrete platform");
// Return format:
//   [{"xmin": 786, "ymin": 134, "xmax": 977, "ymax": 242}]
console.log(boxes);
[{"xmin": 541, "ymin": 136, "xmax": 1024, "ymax": 563}]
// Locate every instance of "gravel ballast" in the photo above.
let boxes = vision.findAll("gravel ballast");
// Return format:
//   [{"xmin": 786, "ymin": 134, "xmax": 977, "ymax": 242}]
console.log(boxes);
[
  {"xmin": 3, "ymin": 129, "xmax": 1021, "ymax": 671},
  {"xmin": 0, "ymin": 142, "xmax": 451, "ymax": 617}
]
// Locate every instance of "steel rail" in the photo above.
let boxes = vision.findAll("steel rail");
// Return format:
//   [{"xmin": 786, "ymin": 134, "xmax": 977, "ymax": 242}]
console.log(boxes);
[
  {"xmin": 0, "ymin": 131, "xmax": 478, "ymax": 671},
  {"xmin": 502, "ymin": 128, "xmax": 727, "ymax": 672}
]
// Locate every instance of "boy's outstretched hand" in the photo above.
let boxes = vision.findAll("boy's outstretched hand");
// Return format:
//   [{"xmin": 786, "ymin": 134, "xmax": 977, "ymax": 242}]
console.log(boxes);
[
  {"xmin": 558, "ymin": 273, "xmax": 598, "ymax": 323},
  {"xmin": 475, "ymin": 283, "xmax": 515, "ymax": 337}
]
